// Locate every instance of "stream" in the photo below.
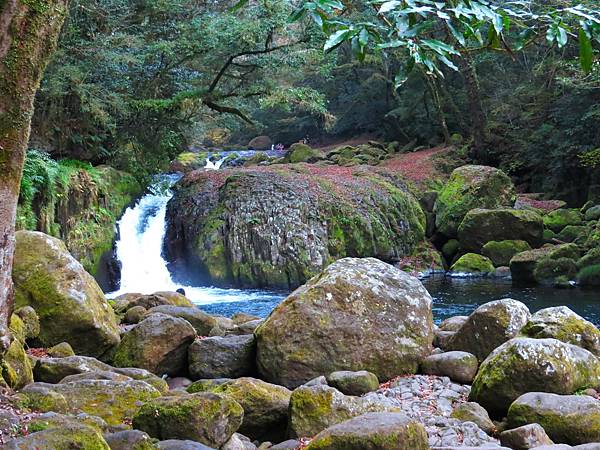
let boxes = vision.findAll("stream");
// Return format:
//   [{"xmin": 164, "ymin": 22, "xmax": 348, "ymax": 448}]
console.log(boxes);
[{"xmin": 106, "ymin": 153, "xmax": 599, "ymax": 324}]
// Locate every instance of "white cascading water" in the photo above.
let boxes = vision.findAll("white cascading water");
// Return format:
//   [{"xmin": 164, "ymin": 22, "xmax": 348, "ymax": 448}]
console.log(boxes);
[{"xmin": 108, "ymin": 156, "xmax": 281, "ymax": 305}]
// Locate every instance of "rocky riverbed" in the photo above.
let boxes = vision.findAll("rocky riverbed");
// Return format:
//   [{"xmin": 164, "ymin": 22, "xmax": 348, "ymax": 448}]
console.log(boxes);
[{"xmin": 1, "ymin": 231, "xmax": 600, "ymax": 449}]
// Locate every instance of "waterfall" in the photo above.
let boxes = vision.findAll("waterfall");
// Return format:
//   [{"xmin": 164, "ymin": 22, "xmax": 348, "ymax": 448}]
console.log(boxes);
[{"xmin": 107, "ymin": 157, "xmax": 283, "ymax": 307}]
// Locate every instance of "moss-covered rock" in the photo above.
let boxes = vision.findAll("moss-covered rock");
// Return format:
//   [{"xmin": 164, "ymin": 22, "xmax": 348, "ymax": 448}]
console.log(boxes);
[
  {"xmin": 21, "ymin": 379, "xmax": 162, "ymax": 425},
  {"xmin": 543, "ymin": 208, "xmax": 583, "ymax": 232},
  {"xmin": 450, "ymin": 253, "xmax": 495, "ymax": 275},
  {"xmin": 12, "ymin": 231, "xmax": 120, "ymax": 359},
  {"xmin": 306, "ymin": 412, "xmax": 429, "ymax": 450},
  {"xmin": 433, "ymin": 165, "xmax": 515, "ymax": 238},
  {"xmin": 557, "ymin": 225, "xmax": 589, "ymax": 243},
  {"xmin": 520, "ymin": 306, "xmax": 600, "ymax": 356},
  {"xmin": 103, "ymin": 430, "xmax": 155, "ymax": 450},
  {"xmin": 48, "ymin": 342, "xmax": 75, "ymax": 358},
  {"xmin": 2, "ymin": 338, "xmax": 33, "ymax": 389},
  {"xmin": 326, "ymin": 370, "xmax": 379, "ymax": 396},
  {"xmin": 585, "ymin": 205, "xmax": 600, "ymax": 221},
  {"xmin": 14, "ymin": 306, "xmax": 40, "ymax": 340},
  {"xmin": 578, "ymin": 247, "xmax": 600, "ymax": 269},
  {"xmin": 578, "ymin": 264, "xmax": 600, "ymax": 287},
  {"xmin": 446, "ymin": 299, "xmax": 530, "ymax": 361},
  {"xmin": 15, "ymin": 384, "xmax": 69, "ymax": 413},
  {"xmin": 4, "ymin": 422, "xmax": 110, "ymax": 449},
  {"xmin": 132, "ymin": 392, "xmax": 243, "ymax": 447},
  {"xmin": 145, "ymin": 305, "xmax": 216, "ymax": 336},
  {"xmin": 113, "ymin": 313, "xmax": 196, "ymax": 376},
  {"xmin": 164, "ymin": 166, "xmax": 425, "ymax": 289},
  {"xmin": 203, "ymin": 377, "xmax": 291, "ymax": 441},
  {"xmin": 255, "ymin": 258, "xmax": 434, "ymax": 388},
  {"xmin": 441, "ymin": 239, "xmax": 460, "ymax": 261},
  {"xmin": 289, "ymin": 385, "xmax": 399, "ymax": 438},
  {"xmin": 288, "ymin": 143, "xmax": 323, "ymax": 163},
  {"xmin": 509, "ymin": 244, "xmax": 580, "ymax": 284},
  {"xmin": 470, "ymin": 338, "xmax": 600, "ymax": 417},
  {"xmin": 481, "ymin": 240, "xmax": 531, "ymax": 267},
  {"xmin": 533, "ymin": 257, "xmax": 578, "ymax": 284},
  {"xmin": 420, "ymin": 351, "xmax": 478, "ymax": 384},
  {"xmin": 507, "ymin": 392, "xmax": 600, "ymax": 445},
  {"xmin": 457, "ymin": 208, "xmax": 543, "ymax": 251},
  {"xmin": 112, "ymin": 292, "xmax": 194, "ymax": 314},
  {"xmin": 450, "ymin": 402, "xmax": 495, "ymax": 434},
  {"xmin": 188, "ymin": 334, "xmax": 255, "ymax": 379}
]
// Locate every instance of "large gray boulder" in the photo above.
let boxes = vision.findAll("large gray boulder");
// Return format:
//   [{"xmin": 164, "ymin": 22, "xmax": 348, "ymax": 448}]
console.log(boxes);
[
  {"xmin": 520, "ymin": 306, "xmax": 600, "ymax": 356},
  {"xmin": 508, "ymin": 392, "xmax": 600, "ymax": 445},
  {"xmin": 306, "ymin": 412, "xmax": 429, "ymax": 450},
  {"xmin": 499, "ymin": 423, "xmax": 553, "ymax": 450},
  {"xmin": 470, "ymin": 338, "xmax": 600, "ymax": 417},
  {"xmin": 113, "ymin": 313, "xmax": 196, "ymax": 376},
  {"xmin": 12, "ymin": 231, "xmax": 120, "ymax": 359},
  {"xmin": 255, "ymin": 258, "xmax": 434, "ymax": 388},
  {"xmin": 420, "ymin": 351, "xmax": 478, "ymax": 384},
  {"xmin": 188, "ymin": 335, "xmax": 255, "ymax": 379},
  {"xmin": 446, "ymin": 299, "xmax": 530, "ymax": 361}
]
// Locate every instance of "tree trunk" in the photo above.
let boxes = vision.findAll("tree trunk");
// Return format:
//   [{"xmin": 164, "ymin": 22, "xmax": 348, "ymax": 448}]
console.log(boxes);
[
  {"xmin": 0, "ymin": 0, "xmax": 68, "ymax": 353},
  {"xmin": 457, "ymin": 55, "xmax": 489, "ymax": 163}
]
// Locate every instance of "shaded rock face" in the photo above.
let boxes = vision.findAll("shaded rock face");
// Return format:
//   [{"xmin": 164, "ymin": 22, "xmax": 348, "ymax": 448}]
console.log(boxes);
[
  {"xmin": 457, "ymin": 208, "xmax": 544, "ymax": 251},
  {"xmin": 306, "ymin": 412, "xmax": 429, "ymax": 450},
  {"xmin": 470, "ymin": 338, "xmax": 600, "ymax": 417},
  {"xmin": 12, "ymin": 231, "xmax": 120, "ymax": 359},
  {"xmin": 434, "ymin": 165, "xmax": 515, "ymax": 238},
  {"xmin": 255, "ymin": 258, "xmax": 434, "ymax": 388},
  {"xmin": 188, "ymin": 334, "xmax": 256, "ymax": 379},
  {"xmin": 508, "ymin": 392, "xmax": 600, "ymax": 445},
  {"xmin": 420, "ymin": 351, "xmax": 478, "ymax": 384},
  {"xmin": 113, "ymin": 313, "xmax": 196, "ymax": 376},
  {"xmin": 164, "ymin": 166, "xmax": 425, "ymax": 289},
  {"xmin": 521, "ymin": 306, "xmax": 600, "ymax": 356},
  {"xmin": 446, "ymin": 299, "xmax": 531, "ymax": 361}
]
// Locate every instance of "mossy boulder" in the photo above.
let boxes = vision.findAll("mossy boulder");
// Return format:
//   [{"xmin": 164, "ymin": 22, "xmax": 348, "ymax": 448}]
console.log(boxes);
[
  {"xmin": 243, "ymin": 151, "xmax": 271, "ymax": 167},
  {"xmin": 434, "ymin": 165, "xmax": 515, "ymax": 238},
  {"xmin": 188, "ymin": 334, "xmax": 255, "ymax": 380},
  {"xmin": 306, "ymin": 412, "xmax": 429, "ymax": 450},
  {"xmin": 507, "ymin": 392, "xmax": 600, "ymax": 445},
  {"xmin": 145, "ymin": 306, "xmax": 216, "ymax": 336},
  {"xmin": 21, "ymin": 379, "xmax": 162, "ymax": 426},
  {"xmin": 585, "ymin": 205, "xmax": 600, "ymax": 221},
  {"xmin": 2, "ymin": 338, "xmax": 33, "ymax": 390},
  {"xmin": 470, "ymin": 338, "xmax": 600, "ymax": 417},
  {"xmin": 450, "ymin": 402, "xmax": 495, "ymax": 435},
  {"xmin": 420, "ymin": 351, "xmax": 479, "ymax": 384},
  {"xmin": 164, "ymin": 167, "xmax": 425, "ymax": 290},
  {"xmin": 510, "ymin": 244, "xmax": 580, "ymax": 284},
  {"xmin": 112, "ymin": 292, "xmax": 194, "ymax": 315},
  {"xmin": 288, "ymin": 384, "xmax": 398, "ymax": 438},
  {"xmin": 326, "ymin": 370, "xmax": 379, "ymax": 396},
  {"xmin": 533, "ymin": 257, "xmax": 578, "ymax": 284},
  {"xmin": 248, "ymin": 135, "xmax": 272, "ymax": 149},
  {"xmin": 543, "ymin": 209, "xmax": 583, "ymax": 232},
  {"xmin": 33, "ymin": 355, "xmax": 169, "ymax": 393},
  {"xmin": 103, "ymin": 430, "xmax": 155, "ymax": 450},
  {"xmin": 48, "ymin": 342, "xmax": 75, "ymax": 358},
  {"xmin": 4, "ymin": 422, "xmax": 110, "ymax": 449},
  {"xmin": 202, "ymin": 377, "xmax": 291, "ymax": 441},
  {"xmin": 113, "ymin": 313, "xmax": 196, "ymax": 376},
  {"xmin": 520, "ymin": 306, "xmax": 600, "ymax": 357},
  {"xmin": 446, "ymin": 299, "xmax": 530, "ymax": 361},
  {"xmin": 132, "ymin": 392, "xmax": 243, "ymax": 447},
  {"xmin": 450, "ymin": 253, "xmax": 495, "ymax": 275},
  {"xmin": 288, "ymin": 143, "xmax": 323, "ymax": 163},
  {"xmin": 14, "ymin": 306, "xmax": 40, "ymax": 340},
  {"xmin": 457, "ymin": 208, "xmax": 543, "ymax": 251},
  {"xmin": 255, "ymin": 258, "xmax": 434, "ymax": 388},
  {"xmin": 169, "ymin": 151, "xmax": 209, "ymax": 172},
  {"xmin": 12, "ymin": 231, "xmax": 120, "ymax": 359},
  {"xmin": 482, "ymin": 240, "xmax": 532, "ymax": 267},
  {"xmin": 578, "ymin": 247, "xmax": 600, "ymax": 269},
  {"xmin": 442, "ymin": 239, "xmax": 460, "ymax": 261},
  {"xmin": 557, "ymin": 225, "xmax": 589, "ymax": 243},
  {"xmin": 578, "ymin": 264, "xmax": 600, "ymax": 287}
]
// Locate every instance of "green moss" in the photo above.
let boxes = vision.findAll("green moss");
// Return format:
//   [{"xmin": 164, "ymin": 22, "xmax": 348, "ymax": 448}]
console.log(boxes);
[
  {"xmin": 288, "ymin": 143, "xmax": 322, "ymax": 163},
  {"xmin": 482, "ymin": 240, "xmax": 531, "ymax": 267},
  {"xmin": 577, "ymin": 264, "xmax": 600, "ymax": 287},
  {"xmin": 450, "ymin": 253, "xmax": 495, "ymax": 273},
  {"xmin": 544, "ymin": 209, "xmax": 583, "ymax": 232},
  {"xmin": 534, "ymin": 257, "xmax": 578, "ymax": 283},
  {"xmin": 578, "ymin": 247, "xmax": 600, "ymax": 269}
]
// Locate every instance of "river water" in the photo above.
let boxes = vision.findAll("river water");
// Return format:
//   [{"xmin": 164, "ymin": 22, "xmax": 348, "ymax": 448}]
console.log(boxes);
[{"xmin": 106, "ymin": 155, "xmax": 599, "ymax": 324}]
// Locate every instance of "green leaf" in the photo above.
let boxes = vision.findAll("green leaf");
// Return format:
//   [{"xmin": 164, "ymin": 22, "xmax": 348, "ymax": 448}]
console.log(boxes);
[
  {"xmin": 557, "ymin": 26, "xmax": 568, "ymax": 47},
  {"xmin": 421, "ymin": 39, "xmax": 460, "ymax": 56},
  {"xmin": 229, "ymin": 0, "xmax": 248, "ymax": 13},
  {"xmin": 379, "ymin": 1, "xmax": 401, "ymax": 14},
  {"xmin": 324, "ymin": 29, "xmax": 353, "ymax": 52},
  {"xmin": 579, "ymin": 27, "xmax": 593, "ymax": 72}
]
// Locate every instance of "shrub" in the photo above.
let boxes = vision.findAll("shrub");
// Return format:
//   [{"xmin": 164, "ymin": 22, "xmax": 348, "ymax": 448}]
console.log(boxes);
[{"xmin": 577, "ymin": 264, "xmax": 600, "ymax": 287}]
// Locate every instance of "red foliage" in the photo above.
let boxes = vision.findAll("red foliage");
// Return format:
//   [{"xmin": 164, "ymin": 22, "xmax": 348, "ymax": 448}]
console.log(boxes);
[
  {"xmin": 26, "ymin": 348, "xmax": 49, "ymax": 358},
  {"xmin": 382, "ymin": 147, "xmax": 448, "ymax": 182}
]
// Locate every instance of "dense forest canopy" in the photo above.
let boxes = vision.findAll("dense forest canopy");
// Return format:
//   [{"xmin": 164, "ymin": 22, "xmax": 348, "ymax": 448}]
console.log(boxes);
[{"xmin": 24, "ymin": 0, "xmax": 599, "ymax": 201}]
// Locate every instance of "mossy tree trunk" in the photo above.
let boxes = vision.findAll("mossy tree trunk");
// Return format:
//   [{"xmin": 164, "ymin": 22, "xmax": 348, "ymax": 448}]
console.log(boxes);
[{"xmin": 0, "ymin": 0, "xmax": 68, "ymax": 353}]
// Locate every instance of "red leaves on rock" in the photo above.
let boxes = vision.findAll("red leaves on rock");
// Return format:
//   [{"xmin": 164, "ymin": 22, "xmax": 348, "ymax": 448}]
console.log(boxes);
[
  {"xmin": 26, "ymin": 348, "xmax": 49, "ymax": 358},
  {"xmin": 382, "ymin": 147, "xmax": 448, "ymax": 182}
]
